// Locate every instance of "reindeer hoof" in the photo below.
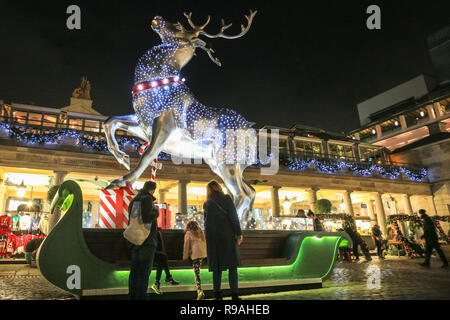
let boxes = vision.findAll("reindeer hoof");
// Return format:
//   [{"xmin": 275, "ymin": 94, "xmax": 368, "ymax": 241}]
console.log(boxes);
[{"xmin": 106, "ymin": 178, "xmax": 127, "ymax": 189}]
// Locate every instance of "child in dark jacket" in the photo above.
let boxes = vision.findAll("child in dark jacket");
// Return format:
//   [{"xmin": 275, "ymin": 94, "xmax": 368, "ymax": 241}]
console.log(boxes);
[{"xmin": 151, "ymin": 227, "xmax": 179, "ymax": 294}]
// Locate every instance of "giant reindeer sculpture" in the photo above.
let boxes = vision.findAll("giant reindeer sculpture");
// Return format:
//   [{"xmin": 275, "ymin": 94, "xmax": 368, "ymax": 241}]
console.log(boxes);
[{"xmin": 103, "ymin": 11, "xmax": 258, "ymax": 221}]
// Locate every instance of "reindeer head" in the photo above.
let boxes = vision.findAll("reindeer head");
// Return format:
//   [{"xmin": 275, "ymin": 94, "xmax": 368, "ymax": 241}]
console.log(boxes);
[{"xmin": 151, "ymin": 10, "xmax": 257, "ymax": 67}]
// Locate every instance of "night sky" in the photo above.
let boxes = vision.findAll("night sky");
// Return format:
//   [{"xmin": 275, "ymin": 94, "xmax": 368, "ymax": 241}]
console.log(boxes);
[{"xmin": 0, "ymin": 0, "xmax": 448, "ymax": 133}]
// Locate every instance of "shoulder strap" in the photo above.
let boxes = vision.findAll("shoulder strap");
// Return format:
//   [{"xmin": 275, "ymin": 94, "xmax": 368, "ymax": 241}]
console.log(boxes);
[{"xmin": 210, "ymin": 199, "xmax": 228, "ymax": 215}]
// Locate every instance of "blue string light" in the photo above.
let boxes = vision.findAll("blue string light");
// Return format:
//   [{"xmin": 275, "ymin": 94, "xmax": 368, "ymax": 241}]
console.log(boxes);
[
  {"xmin": 0, "ymin": 120, "xmax": 428, "ymax": 181},
  {"xmin": 0, "ymin": 121, "xmax": 169, "ymax": 160},
  {"xmin": 286, "ymin": 159, "xmax": 427, "ymax": 182}
]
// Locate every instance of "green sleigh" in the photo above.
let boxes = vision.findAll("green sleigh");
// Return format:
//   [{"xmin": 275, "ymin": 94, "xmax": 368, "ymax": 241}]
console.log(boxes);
[{"xmin": 38, "ymin": 181, "xmax": 352, "ymax": 298}]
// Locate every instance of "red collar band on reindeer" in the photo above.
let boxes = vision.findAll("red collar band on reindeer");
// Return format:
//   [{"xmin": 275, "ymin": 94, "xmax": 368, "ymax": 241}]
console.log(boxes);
[{"xmin": 132, "ymin": 76, "xmax": 185, "ymax": 95}]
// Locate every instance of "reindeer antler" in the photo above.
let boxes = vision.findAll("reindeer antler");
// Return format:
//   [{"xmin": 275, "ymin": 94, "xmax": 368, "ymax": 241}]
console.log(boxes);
[
  {"xmin": 183, "ymin": 10, "xmax": 257, "ymax": 40},
  {"xmin": 181, "ymin": 10, "xmax": 257, "ymax": 67},
  {"xmin": 183, "ymin": 12, "xmax": 211, "ymax": 32}
]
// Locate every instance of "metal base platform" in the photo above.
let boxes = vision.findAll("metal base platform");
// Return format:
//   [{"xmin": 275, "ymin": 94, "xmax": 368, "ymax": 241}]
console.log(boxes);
[{"xmin": 81, "ymin": 278, "xmax": 322, "ymax": 299}]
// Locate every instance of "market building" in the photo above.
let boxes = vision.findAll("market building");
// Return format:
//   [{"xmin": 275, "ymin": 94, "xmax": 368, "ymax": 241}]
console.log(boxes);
[
  {"xmin": 348, "ymin": 26, "xmax": 450, "ymax": 231},
  {"xmin": 0, "ymin": 78, "xmax": 441, "ymax": 241}
]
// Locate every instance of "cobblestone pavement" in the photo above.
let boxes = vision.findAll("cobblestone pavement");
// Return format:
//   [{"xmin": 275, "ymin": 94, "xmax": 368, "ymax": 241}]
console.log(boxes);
[
  {"xmin": 0, "ymin": 256, "xmax": 449, "ymax": 300},
  {"xmin": 0, "ymin": 264, "xmax": 73, "ymax": 300},
  {"xmin": 244, "ymin": 256, "xmax": 450, "ymax": 300}
]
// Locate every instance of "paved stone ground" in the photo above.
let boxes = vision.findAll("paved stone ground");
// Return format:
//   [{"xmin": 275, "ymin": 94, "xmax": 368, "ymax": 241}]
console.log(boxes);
[
  {"xmin": 0, "ymin": 264, "xmax": 73, "ymax": 300},
  {"xmin": 244, "ymin": 256, "xmax": 450, "ymax": 300},
  {"xmin": 0, "ymin": 256, "xmax": 449, "ymax": 300}
]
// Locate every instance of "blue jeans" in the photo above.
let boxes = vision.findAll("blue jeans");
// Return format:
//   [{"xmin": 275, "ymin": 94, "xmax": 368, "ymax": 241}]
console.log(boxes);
[{"xmin": 129, "ymin": 245, "xmax": 156, "ymax": 300}]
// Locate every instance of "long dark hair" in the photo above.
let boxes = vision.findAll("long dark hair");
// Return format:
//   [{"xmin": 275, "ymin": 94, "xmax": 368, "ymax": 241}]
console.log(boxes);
[
  {"xmin": 185, "ymin": 220, "xmax": 205, "ymax": 241},
  {"xmin": 206, "ymin": 180, "xmax": 224, "ymax": 200}
]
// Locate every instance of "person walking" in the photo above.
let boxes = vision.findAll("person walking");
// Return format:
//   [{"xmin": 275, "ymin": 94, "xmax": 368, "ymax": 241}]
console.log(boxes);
[
  {"xmin": 372, "ymin": 224, "xmax": 385, "ymax": 259},
  {"xmin": 203, "ymin": 180, "xmax": 243, "ymax": 300},
  {"xmin": 128, "ymin": 181, "xmax": 160, "ymax": 300},
  {"xmin": 151, "ymin": 227, "xmax": 179, "ymax": 295},
  {"xmin": 419, "ymin": 209, "xmax": 448, "ymax": 268},
  {"xmin": 183, "ymin": 220, "xmax": 207, "ymax": 300},
  {"xmin": 344, "ymin": 223, "xmax": 372, "ymax": 261}
]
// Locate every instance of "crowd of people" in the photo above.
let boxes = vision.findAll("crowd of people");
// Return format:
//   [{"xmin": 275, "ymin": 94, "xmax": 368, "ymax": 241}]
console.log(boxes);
[
  {"xmin": 127, "ymin": 180, "xmax": 242, "ymax": 300},
  {"xmin": 296, "ymin": 208, "xmax": 448, "ymax": 267},
  {"xmin": 126, "ymin": 181, "xmax": 448, "ymax": 300}
]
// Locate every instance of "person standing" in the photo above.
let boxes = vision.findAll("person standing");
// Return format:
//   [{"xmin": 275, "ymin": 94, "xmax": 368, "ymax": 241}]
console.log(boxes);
[
  {"xmin": 344, "ymin": 223, "xmax": 372, "ymax": 261},
  {"xmin": 128, "ymin": 181, "xmax": 160, "ymax": 300},
  {"xmin": 372, "ymin": 224, "xmax": 385, "ymax": 259},
  {"xmin": 419, "ymin": 209, "xmax": 448, "ymax": 268},
  {"xmin": 151, "ymin": 227, "xmax": 179, "ymax": 295},
  {"xmin": 203, "ymin": 180, "xmax": 243, "ymax": 300},
  {"xmin": 306, "ymin": 211, "xmax": 324, "ymax": 231},
  {"xmin": 296, "ymin": 209, "xmax": 306, "ymax": 218}
]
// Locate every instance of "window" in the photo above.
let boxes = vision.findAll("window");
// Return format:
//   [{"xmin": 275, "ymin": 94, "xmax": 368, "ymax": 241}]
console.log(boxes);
[
  {"xmin": 13, "ymin": 111, "xmax": 27, "ymax": 124},
  {"xmin": 328, "ymin": 143, "xmax": 353, "ymax": 160},
  {"xmin": 84, "ymin": 120, "xmax": 100, "ymax": 132},
  {"xmin": 27, "ymin": 113, "xmax": 42, "ymax": 126},
  {"xmin": 295, "ymin": 140, "xmax": 322, "ymax": 157},
  {"xmin": 359, "ymin": 146, "xmax": 381, "ymax": 162},
  {"xmin": 43, "ymin": 115, "xmax": 57, "ymax": 127},
  {"xmin": 279, "ymin": 139, "xmax": 288, "ymax": 157},
  {"xmin": 68, "ymin": 119, "xmax": 83, "ymax": 131}
]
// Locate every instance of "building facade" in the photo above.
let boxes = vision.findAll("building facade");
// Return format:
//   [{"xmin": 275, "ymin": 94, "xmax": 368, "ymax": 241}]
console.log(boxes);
[{"xmin": 0, "ymin": 96, "xmax": 439, "ymax": 235}]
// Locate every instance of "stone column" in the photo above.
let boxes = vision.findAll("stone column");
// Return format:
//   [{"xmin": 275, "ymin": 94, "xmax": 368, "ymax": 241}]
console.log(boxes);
[
  {"xmin": 433, "ymin": 102, "xmax": 444, "ymax": 118},
  {"xmin": 0, "ymin": 186, "xmax": 6, "ymax": 214},
  {"xmin": 53, "ymin": 171, "xmax": 68, "ymax": 186},
  {"xmin": 270, "ymin": 186, "xmax": 281, "ymax": 217},
  {"xmin": 343, "ymin": 190, "xmax": 354, "ymax": 216},
  {"xmin": 373, "ymin": 192, "xmax": 386, "ymax": 234},
  {"xmin": 427, "ymin": 196, "xmax": 437, "ymax": 215},
  {"xmin": 158, "ymin": 189, "xmax": 168, "ymax": 203},
  {"xmin": 426, "ymin": 104, "xmax": 436, "ymax": 120},
  {"xmin": 402, "ymin": 194, "xmax": 413, "ymax": 215},
  {"xmin": 308, "ymin": 188, "xmax": 318, "ymax": 212},
  {"xmin": 367, "ymin": 200, "xmax": 377, "ymax": 225},
  {"xmin": 375, "ymin": 124, "xmax": 382, "ymax": 139},
  {"xmin": 399, "ymin": 115, "xmax": 407, "ymax": 130},
  {"xmin": 177, "ymin": 180, "xmax": 189, "ymax": 215}
]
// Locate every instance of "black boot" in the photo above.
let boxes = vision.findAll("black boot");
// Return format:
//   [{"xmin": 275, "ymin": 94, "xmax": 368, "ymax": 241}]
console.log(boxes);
[
  {"xmin": 231, "ymin": 293, "xmax": 241, "ymax": 300},
  {"xmin": 165, "ymin": 276, "xmax": 179, "ymax": 285},
  {"xmin": 213, "ymin": 291, "xmax": 223, "ymax": 300}
]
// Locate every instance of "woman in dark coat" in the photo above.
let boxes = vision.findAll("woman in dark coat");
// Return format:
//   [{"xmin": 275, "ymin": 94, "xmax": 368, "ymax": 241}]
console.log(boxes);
[{"xmin": 203, "ymin": 180, "xmax": 243, "ymax": 300}]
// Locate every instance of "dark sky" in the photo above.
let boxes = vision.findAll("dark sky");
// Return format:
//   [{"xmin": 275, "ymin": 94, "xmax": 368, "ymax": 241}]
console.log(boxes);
[{"xmin": 0, "ymin": 0, "xmax": 448, "ymax": 133}]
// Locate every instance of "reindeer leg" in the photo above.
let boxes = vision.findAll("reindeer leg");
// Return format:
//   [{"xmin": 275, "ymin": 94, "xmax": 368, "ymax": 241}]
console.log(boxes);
[
  {"xmin": 107, "ymin": 111, "xmax": 176, "ymax": 188},
  {"xmin": 103, "ymin": 114, "xmax": 148, "ymax": 170}
]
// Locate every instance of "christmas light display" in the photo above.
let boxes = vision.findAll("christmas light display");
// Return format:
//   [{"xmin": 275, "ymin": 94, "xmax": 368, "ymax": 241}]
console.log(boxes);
[
  {"xmin": 0, "ymin": 120, "xmax": 171, "ymax": 160},
  {"xmin": 286, "ymin": 159, "xmax": 428, "ymax": 182},
  {"xmin": 103, "ymin": 10, "xmax": 258, "ymax": 221}
]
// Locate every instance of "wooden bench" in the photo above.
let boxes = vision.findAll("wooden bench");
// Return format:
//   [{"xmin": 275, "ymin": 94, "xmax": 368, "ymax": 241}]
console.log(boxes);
[{"xmin": 82, "ymin": 229, "xmax": 291, "ymax": 269}]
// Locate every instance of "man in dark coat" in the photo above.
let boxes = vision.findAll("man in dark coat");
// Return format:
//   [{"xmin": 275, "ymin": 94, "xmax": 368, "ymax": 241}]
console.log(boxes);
[
  {"xmin": 128, "ymin": 181, "xmax": 160, "ymax": 300},
  {"xmin": 419, "ymin": 209, "xmax": 448, "ymax": 268},
  {"xmin": 344, "ymin": 224, "xmax": 372, "ymax": 261},
  {"xmin": 204, "ymin": 181, "xmax": 243, "ymax": 300},
  {"xmin": 372, "ymin": 224, "xmax": 384, "ymax": 259}
]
